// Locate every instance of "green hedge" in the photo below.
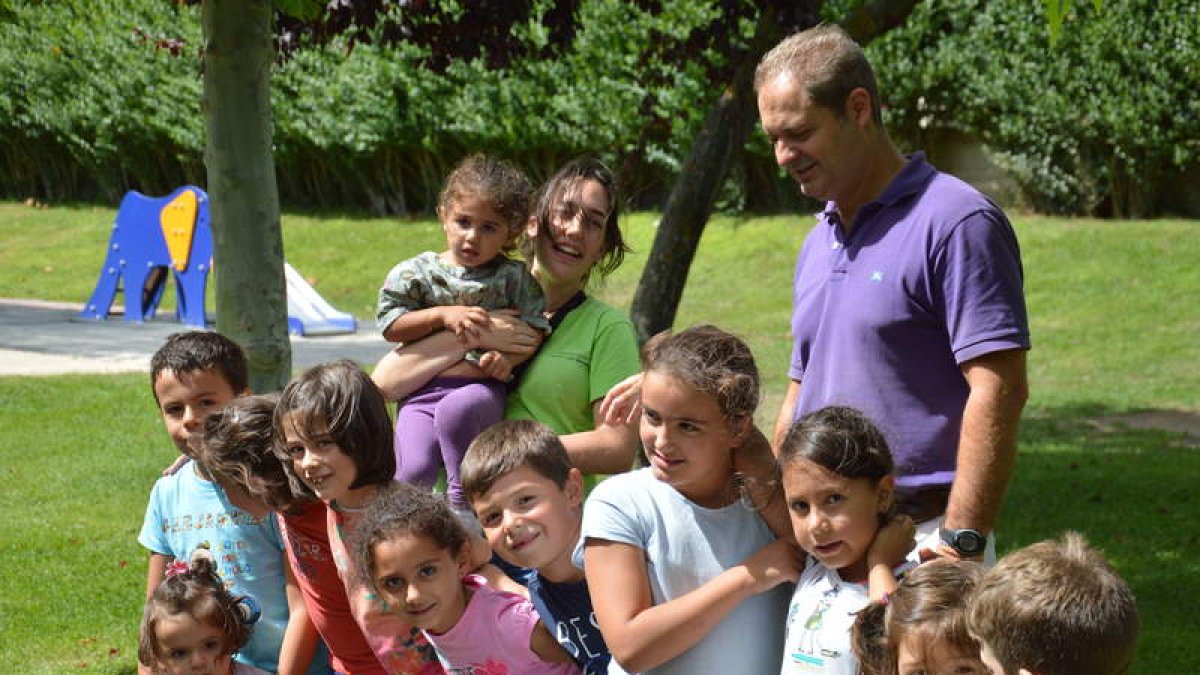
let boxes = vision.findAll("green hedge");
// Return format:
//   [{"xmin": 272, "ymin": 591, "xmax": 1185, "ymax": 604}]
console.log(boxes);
[
  {"xmin": 0, "ymin": 0, "xmax": 741, "ymax": 213},
  {"xmin": 869, "ymin": 0, "xmax": 1200, "ymax": 217},
  {"xmin": 4, "ymin": 0, "xmax": 1196, "ymax": 217},
  {"xmin": 0, "ymin": 3, "xmax": 204, "ymax": 201}
]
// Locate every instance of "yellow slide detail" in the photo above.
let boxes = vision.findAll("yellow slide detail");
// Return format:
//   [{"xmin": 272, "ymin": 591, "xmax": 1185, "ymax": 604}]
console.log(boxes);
[{"xmin": 159, "ymin": 189, "xmax": 198, "ymax": 271}]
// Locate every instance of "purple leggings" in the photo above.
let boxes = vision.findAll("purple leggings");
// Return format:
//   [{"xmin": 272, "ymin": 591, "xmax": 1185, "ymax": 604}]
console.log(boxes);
[{"xmin": 394, "ymin": 377, "xmax": 506, "ymax": 508}]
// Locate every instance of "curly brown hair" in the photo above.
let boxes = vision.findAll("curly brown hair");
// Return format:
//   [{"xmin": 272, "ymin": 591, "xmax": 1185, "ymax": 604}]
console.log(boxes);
[
  {"xmin": 196, "ymin": 394, "xmax": 313, "ymax": 514},
  {"xmin": 641, "ymin": 324, "xmax": 760, "ymax": 421},
  {"xmin": 351, "ymin": 482, "xmax": 468, "ymax": 594},
  {"xmin": 137, "ymin": 549, "xmax": 251, "ymax": 670},
  {"xmin": 438, "ymin": 153, "xmax": 533, "ymax": 252}
]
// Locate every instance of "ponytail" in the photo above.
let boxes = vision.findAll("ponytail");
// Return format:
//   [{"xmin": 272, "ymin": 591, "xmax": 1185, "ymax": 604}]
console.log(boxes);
[{"xmin": 851, "ymin": 600, "xmax": 891, "ymax": 675}]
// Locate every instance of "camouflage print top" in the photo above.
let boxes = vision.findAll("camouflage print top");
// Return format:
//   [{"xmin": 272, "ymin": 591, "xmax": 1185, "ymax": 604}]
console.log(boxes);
[{"xmin": 376, "ymin": 251, "xmax": 550, "ymax": 335}]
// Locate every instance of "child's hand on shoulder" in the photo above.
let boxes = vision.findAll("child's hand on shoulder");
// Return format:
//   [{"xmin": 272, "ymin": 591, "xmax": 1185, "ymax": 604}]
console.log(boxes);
[
  {"xmin": 161, "ymin": 453, "xmax": 190, "ymax": 477},
  {"xmin": 441, "ymin": 305, "xmax": 489, "ymax": 338},
  {"xmin": 743, "ymin": 539, "xmax": 803, "ymax": 592},
  {"xmin": 867, "ymin": 514, "xmax": 916, "ymax": 569}
]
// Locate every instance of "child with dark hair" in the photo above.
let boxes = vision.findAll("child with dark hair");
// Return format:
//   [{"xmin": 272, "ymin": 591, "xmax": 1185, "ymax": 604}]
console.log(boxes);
[
  {"xmin": 198, "ymin": 395, "xmax": 379, "ymax": 674},
  {"xmin": 138, "ymin": 547, "xmax": 261, "ymax": 674},
  {"xmin": 967, "ymin": 532, "xmax": 1139, "ymax": 675},
  {"xmin": 150, "ymin": 331, "xmax": 249, "ymax": 405},
  {"xmin": 582, "ymin": 325, "xmax": 797, "ymax": 675},
  {"xmin": 352, "ymin": 482, "xmax": 580, "ymax": 674},
  {"xmin": 777, "ymin": 405, "xmax": 917, "ymax": 675},
  {"xmin": 274, "ymin": 359, "xmax": 442, "ymax": 674},
  {"xmin": 851, "ymin": 558, "xmax": 987, "ymax": 675},
  {"xmin": 140, "ymin": 332, "xmax": 329, "ymax": 674},
  {"xmin": 463, "ymin": 419, "xmax": 610, "ymax": 674},
  {"xmin": 377, "ymin": 154, "xmax": 550, "ymax": 524},
  {"xmin": 149, "ymin": 331, "xmax": 248, "ymax": 471}
]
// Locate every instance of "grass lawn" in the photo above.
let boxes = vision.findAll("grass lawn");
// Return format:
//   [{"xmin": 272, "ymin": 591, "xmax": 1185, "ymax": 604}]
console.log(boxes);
[{"xmin": 1, "ymin": 201, "xmax": 1197, "ymax": 672}]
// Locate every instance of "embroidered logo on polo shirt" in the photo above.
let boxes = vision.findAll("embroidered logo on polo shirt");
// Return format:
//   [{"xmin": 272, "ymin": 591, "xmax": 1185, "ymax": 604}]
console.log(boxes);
[{"xmin": 870, "ymin": 271, "xmax": 884, "ymax": 283}]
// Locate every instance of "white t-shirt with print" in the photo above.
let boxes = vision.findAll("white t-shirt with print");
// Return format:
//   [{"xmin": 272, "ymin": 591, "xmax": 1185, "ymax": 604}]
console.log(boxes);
[{"xmin": 781, "ymin": 556, "xmax": 916, "ymax": 675}]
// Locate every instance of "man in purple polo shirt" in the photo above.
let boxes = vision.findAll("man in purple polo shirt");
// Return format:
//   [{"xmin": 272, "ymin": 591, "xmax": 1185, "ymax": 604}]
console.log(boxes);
[{"xmin": 756, "ymin": 25, "xmax": 1030, "ymax": 561}]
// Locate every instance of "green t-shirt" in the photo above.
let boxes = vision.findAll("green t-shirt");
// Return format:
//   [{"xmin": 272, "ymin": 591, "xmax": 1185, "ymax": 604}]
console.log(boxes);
[{"xmin": 505, "ymin": 296, "xmax": 640, "ymax": 435}]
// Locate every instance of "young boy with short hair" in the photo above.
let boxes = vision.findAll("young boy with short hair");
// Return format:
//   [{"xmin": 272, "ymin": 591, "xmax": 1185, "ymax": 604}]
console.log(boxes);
[
  {"xmin": 149, "ymin": 330, "xmax": 249, "ymax": 457},
  {"xmin": 967, "ymin": 531, "xmax": 1139, "ymax": 675},
  {"xmin": 463, "ymin": 419, "xmax": 610, "ymax": 675},
  {"xmin": 138, "ymin": 331, "xmax": 329, "ymax": 675}
]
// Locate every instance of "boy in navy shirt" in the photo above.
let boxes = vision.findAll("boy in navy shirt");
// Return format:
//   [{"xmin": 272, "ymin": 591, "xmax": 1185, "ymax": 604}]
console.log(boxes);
[{"xmin": 463, "ymin": 420, "xmax": 610, "ymax": 674}]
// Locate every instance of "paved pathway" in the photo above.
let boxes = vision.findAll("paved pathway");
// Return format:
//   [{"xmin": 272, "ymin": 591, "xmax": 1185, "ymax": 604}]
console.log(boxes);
[{"xmin": 0, "ymin": 298, "xmax": 389, "ymax": 376}]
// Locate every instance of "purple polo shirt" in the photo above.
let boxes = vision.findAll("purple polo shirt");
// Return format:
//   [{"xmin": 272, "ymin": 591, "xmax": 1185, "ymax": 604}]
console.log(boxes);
[{"xmin": 789, "ymin": 153, "xmax": 1030, "ymax": 488}]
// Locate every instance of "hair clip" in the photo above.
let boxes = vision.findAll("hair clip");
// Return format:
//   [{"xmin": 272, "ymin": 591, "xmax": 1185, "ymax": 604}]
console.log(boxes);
[
  {"xmin": 235, "ymin": 595, "xmax": 261, "ymax": 626},
  {"xmin": 164, "ymin": 560, "xmax": 191, "ymax": 578}
]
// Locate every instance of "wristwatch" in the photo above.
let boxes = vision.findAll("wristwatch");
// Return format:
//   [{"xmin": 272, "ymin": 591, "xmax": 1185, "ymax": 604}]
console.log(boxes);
[{"xmin": 940, "ymin": 527, "xmax": 987, "ymax": 557}]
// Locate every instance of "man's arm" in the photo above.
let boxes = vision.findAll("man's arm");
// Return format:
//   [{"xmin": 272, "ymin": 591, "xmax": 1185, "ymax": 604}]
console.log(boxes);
[
  {"xmin": 772, "ymin": 379, "xmax": 802, "ymax": 454},
  {"xmin": 942, "ymin": 348, "xmax": 1028, "ymax": 542}
]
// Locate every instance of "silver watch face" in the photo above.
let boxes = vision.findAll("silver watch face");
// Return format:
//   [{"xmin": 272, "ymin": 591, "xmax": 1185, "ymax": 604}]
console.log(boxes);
[
  {"xmin": 956, "ymin": 530, "xmax": 986, "ymax": 554},
  {"xmin": 943, "ymin": 528, "xmax": 986, "ymax": 555}
]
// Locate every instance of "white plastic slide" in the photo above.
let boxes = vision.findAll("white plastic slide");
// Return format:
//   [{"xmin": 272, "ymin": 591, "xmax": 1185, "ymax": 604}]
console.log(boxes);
[{"xmin": 284, "ymin": 262, "xmax": 358, "ymax": 336}]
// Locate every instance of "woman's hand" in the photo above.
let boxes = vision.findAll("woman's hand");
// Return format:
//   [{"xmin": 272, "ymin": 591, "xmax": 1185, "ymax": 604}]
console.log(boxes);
[
  {"xmin": 468, "ymin": 309, "xmax": 542, "ymax": 355},
  {"xmin": 598, "ymin": 372, "xmax": 644, "ymax": 425}
]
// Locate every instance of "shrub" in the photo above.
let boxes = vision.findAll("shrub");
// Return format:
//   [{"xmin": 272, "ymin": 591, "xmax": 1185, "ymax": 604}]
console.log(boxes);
[
  {"xmin": 0, "ymin": 0, "xmax": 742, "ymax": 213},
  {"xmin": 0, "ymin": 2, "xmax": 203, "ymax": 202},
  {"xmin": 868, "ymin": 0, "xmax": 1200, "ymax": 217}
]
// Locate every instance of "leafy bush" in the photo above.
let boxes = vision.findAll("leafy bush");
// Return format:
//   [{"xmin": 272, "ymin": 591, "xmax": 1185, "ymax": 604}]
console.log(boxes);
[
  {"xmin": 869, "ymin": 0, "xmax": 1200, "ymax": 217},
  {"xmin": 0, "ymin": 2, "xmax": 203, "ymax": 202},
  {"xmin": 0, "ymin": 0, "xmax": 743, "ymax": 213},
  {"xmin": 12, "ymin": 0, "xmax": 1192, "ymax": 218}
]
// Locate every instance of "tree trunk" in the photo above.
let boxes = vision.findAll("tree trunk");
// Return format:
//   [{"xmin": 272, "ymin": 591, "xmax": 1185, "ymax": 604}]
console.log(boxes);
[
  {"xmin": 202, "ymin": 0, "xmax": 291, "ymax": 392},
  {"xmin": 627, "ymin": 8, "xmax": 787, "ymax": 344}
]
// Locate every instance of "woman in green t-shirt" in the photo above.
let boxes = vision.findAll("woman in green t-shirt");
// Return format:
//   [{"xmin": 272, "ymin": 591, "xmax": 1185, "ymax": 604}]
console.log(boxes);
[{"xmin": 372, "ymin": 158, "xmax": 639, "ymax": 475}]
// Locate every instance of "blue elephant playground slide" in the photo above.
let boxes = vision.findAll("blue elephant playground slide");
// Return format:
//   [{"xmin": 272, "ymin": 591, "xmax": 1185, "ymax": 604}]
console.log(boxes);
[{"xmin": 78, "ymin": 185, "xmax": 356, "ymax": 336}]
